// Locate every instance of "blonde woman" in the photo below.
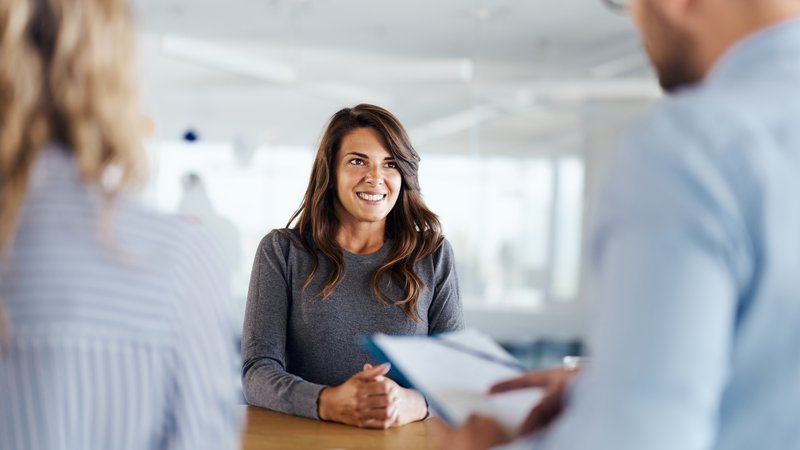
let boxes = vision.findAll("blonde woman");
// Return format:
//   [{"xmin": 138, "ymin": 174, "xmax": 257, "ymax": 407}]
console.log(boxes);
[{"xmin": 0, "ymin": 1, "xmax": 241, "ymax": 449}]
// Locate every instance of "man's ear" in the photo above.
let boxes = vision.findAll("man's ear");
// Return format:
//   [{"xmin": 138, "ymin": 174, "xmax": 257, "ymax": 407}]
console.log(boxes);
[
  {"xmin": 660, "ymin": 0, "xmax": 697, "ymax": 22},
  {"xmin": 653, "ymin": 0, "xmax": 708, "ymax": 34}
]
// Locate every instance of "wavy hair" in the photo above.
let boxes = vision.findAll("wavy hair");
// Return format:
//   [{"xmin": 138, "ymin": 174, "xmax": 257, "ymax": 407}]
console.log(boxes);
[
  {"xmin": 284, "ymin": 104, "xmax": 444, "ymax": 321},
  {"xmin": 0, "ymin": 0, "xmax": 143, "ymax": 334}
]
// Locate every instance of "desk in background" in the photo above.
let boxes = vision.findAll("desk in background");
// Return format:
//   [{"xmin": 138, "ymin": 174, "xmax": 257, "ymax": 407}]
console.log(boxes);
[{"xmin": 242, "ymin": 405, "xmax": 437, "ymax": 450}]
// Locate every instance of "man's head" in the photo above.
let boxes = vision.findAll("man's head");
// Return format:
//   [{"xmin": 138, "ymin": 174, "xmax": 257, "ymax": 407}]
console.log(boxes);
[{"xmin": 622, "ymin": 0, "xmax": 800, "ymax": 92}]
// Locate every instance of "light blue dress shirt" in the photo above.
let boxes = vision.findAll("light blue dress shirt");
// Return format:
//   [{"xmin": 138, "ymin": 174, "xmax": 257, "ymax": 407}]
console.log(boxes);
[{"xmin": 503, "ymin": 17, "xmax": 800, "ymax": 450}]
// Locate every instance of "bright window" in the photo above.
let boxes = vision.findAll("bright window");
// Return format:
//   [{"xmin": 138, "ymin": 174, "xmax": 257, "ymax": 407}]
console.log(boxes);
[{"xmin": 143, "ymin": 141, "xmax": 585, "ymax": 324}]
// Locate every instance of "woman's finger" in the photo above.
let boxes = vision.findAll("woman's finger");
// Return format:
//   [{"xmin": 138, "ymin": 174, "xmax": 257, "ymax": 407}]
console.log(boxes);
[
  {"xmin": 358, "ymin": 380, "xmax": 395, "ymax": 397},
  {"xmin": 355, "ymin": 362, "xmax": 391, "ymax": 381},
  {"xmin": 357, "ymin": 392, "xmax": 397, "ymax": 410},
  {"xmin": 358, "ymin": 414, "xmax": 395, "ymax": 429},
  {"xmin": 357, "ymin": 405, "xmax": 393, "ymax": 420}
]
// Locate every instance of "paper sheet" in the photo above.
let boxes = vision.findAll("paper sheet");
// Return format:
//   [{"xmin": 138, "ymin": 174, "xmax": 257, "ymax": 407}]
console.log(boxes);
[{"xmin": 369, "ymin": 329, "xmax": 543, "ymax": 433}]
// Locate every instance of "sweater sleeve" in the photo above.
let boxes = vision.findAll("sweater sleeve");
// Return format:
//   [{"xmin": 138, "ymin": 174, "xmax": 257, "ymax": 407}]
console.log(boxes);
[
  {"xmin": 427, "ymin": 238, "xmax": 466, "ymax": 334},
  {"xmin": 241, "ymin": 230, "xmax": 326, "ymax": 419}
]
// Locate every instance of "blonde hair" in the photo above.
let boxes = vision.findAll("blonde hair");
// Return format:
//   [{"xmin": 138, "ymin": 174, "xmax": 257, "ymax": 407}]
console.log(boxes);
[{"xmin": 0, "ymin": 0, "xmax": 144, "ymax": 335}]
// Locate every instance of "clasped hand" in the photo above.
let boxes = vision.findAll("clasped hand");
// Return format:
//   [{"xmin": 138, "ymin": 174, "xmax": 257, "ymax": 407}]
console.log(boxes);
[{"xmin": 318, "ymin": 362, "xmax": 428, "ymax": 429}]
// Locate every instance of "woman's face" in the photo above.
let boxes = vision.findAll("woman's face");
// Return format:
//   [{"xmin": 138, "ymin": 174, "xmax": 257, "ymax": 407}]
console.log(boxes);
[{"xmin": 333, "ymin": 127, "xmax": 403, "ymax": 227}]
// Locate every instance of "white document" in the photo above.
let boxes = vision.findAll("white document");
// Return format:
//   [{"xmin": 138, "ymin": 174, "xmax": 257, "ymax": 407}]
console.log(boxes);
[{"xmin": 368, "ymin": 329, "xmax": 543, "ymax": 434}]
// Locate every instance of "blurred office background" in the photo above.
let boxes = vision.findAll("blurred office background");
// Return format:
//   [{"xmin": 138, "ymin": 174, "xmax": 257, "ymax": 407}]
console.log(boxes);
[{"xmin": 129, "ymin": 0, "xmax": 661, "ymax": 355}]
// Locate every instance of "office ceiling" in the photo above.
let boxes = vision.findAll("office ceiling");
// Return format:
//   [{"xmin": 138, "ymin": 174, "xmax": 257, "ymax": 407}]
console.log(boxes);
[{"xmin": 130, "ymin": 0, "xmax": 658, "ymax": 154}]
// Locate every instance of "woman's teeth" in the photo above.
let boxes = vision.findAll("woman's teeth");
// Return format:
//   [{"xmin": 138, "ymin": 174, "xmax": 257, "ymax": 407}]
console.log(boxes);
[{"xmin": 358, "ymin": 193, "xmax": 385, "ymax": 201}]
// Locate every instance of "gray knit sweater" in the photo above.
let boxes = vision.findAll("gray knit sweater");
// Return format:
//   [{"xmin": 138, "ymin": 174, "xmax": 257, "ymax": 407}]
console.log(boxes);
[{"xmin": 241, "ymin": 229, "xmax": 465, "ymax": 419}]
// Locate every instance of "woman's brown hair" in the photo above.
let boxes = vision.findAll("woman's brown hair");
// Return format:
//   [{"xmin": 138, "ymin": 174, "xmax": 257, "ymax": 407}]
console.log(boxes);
[
  {"xmin": 0, "ymin": 0, "xmax": 143, "ymax": 334},
  {"xmin": 285, "ymin": 104, "xmax": 444, "ymax": 321}
]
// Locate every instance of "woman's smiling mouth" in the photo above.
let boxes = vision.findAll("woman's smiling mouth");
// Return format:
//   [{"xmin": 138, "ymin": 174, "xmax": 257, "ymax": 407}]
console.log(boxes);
[{"xmin": 357, "ymin": 192, "xmax": 387, "ymax": 202}]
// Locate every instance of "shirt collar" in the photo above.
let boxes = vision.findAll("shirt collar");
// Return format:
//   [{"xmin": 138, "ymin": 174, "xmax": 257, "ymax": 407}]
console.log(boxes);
[{"xmin": 707, "ymin": 16, "xmax": 800, "ymax": 84}]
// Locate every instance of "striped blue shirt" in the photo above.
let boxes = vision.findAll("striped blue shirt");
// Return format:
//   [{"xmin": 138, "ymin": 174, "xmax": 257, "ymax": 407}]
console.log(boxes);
[{"xmin": 0, "ymin": 145, "xmax": 243, "ymax": 449}]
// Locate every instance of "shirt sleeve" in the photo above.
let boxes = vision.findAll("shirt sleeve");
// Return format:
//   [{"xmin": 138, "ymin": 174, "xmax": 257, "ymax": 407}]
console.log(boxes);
[
  {"xmin": 428, "ymin": 238, "xmax": 466, "ymax": 334},
  {"xmin": 240, "ymin": 231, "xmax": 326, "ymax": 419},
  {"xmin": 532, "ymin": 109, "xmax": 754, "ymax": 450},
  {"xmin": 162, "ymin": 223, "xmax": 244, "ymax": 450}
]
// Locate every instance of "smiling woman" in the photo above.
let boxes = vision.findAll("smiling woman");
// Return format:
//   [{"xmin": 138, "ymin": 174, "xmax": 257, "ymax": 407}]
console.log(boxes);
[
  {"xmin": 334, "ymin": 128, "xmax": 403, "ymax": 238},
  {"xmin": 241, "ymin": 104, "xmax": 464, "ymax": 429}
]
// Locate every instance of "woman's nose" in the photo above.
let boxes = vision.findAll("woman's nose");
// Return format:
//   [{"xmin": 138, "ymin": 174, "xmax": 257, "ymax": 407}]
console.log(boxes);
[{"xmin": 364, "ymin": 166, "xmax": 384, "ymax": 185}]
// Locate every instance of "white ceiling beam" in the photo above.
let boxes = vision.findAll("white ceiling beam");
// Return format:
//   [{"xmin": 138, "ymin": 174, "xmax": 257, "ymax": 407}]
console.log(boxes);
[{"xmin": 162, "ymin": 34, "xmax": 297, "ymax": 83}]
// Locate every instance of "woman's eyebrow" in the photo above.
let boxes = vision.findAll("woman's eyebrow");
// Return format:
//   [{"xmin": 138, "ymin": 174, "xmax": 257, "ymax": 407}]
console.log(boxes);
[{"xmin": 345, "ymin": 152, "xmax": 395, "ymax": 161}]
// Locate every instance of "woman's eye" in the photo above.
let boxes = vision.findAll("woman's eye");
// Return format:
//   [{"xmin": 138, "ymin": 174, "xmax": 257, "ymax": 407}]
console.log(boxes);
[
  {"xmin": 348, "ymin": 158, "xmax": 365, "ymax": 166},
  {"xmin": 385, "ymin": 161, "xmax": 398, "ymax": 169}
]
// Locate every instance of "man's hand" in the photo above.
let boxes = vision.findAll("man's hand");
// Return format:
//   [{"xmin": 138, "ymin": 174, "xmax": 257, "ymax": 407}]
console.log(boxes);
[
  {"xmin": 431, "ymin": 415, "xmax": 511, "ymax": 450},
  {"xmin": 490, "ymin": 368, "xmax": 576, "ymax": 435}
]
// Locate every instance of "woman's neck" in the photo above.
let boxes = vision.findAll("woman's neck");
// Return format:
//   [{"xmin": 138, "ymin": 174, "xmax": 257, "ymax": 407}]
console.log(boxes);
[{"xmin": 335, "ymin": 221, "xmax": 386, "ymax": 255}]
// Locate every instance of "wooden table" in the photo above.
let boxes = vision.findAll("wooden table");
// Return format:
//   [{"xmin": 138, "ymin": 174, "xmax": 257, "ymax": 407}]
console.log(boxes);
[{"xmin": 241, "ymin": 405, "xmax": 438, "ymax": 450}]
